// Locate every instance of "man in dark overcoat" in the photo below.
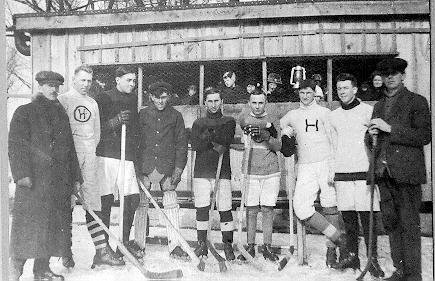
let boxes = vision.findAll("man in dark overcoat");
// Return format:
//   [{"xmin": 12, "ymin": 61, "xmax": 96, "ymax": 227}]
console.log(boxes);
[
  {"xmin": 8, "ymin": 71, "xmax": 83, "ymax": 281},
  {"xmin": 367, "ymin": 58, "xmax": 431, "ymax": 281}
]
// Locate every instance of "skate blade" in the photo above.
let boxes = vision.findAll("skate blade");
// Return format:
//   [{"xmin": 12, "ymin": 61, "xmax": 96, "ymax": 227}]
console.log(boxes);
[
  {"xmin": 170, "ymin": 254, "xmax": 191, "ymax": 262},
  {"xmin": 91, "ymin": 263, "xmax": 125, "ymax": 270}
]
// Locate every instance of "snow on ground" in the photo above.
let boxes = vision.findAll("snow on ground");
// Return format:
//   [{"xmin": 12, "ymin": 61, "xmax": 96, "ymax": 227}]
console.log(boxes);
[{"xmin": 17, "ymin": 206, "xmax": 433, "ymax": 281}]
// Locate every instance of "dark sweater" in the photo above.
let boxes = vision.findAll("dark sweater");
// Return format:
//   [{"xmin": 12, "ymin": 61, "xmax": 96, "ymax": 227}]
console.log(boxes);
[{"xmin": 191, "ymin": 111, "xmax": 236, "ymax": 180}]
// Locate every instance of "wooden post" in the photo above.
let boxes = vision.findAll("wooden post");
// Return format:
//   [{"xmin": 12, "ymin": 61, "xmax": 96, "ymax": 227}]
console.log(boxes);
[
  {"xmin": 430, "ymin": 2, "xmax": 435, "ymax": 274},
  {"xmin": 327, "ymin": 58, "xmax": 333, "ymax": 104},
  {"xmin": 262, "ymin": 60, "xmax": 267, "ymax": 92},
  {"xmin": 0, "ymin": 3, "xmax": 9, "ymax": 278},
  {"xmin": 137, "ymin": 66, "xmax": 143, "ymax": 110},
  {"xmin": 199, "ymin": 64, "xmax": 205, "ymax": 106},
  {"xmin": 297, "ymin": 219, "xmax": 307, "ymax": 265}
]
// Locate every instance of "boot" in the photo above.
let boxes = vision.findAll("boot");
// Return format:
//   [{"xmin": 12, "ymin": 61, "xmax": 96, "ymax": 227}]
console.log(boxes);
[
  {"xmin": 9, "ymin": 259, "xmax": 25, "ymax": 281},
  {"xmin": 326, "ymin": 247, "xmax": 338, "ymax": 268},
  {"xmin": 170, "ymin": 246, "xmax": 190, "ymax": 261},
  {"xmin": 194, "ymin": 241, "xmax": 208, "ymax": 258},
  {"xmin": 116, "ymin": 240, "xmax": 145, "ymax": 260},
  {"xmin": 237, "ymin": 243, "xmax": 255, "ymax": 261},
  {"xmin": 333, "ymin": 252, "xmax": 360, "ymax": 270},
  {"xmin": 384, "ymin": 268, "xmax": 404, "ymax": 281},
  {"xmin": 33, "ymin": 269, "xmax": 64, "ymax": 281},
  {"xmin": 368, "ymin": 257, "xmax": 385, "ymax": 278},
  {"xmin": 61, "ymin": 255, "xmax": 75, "ymax": 269},
  {"xmin": 262, "ymin": 244, "xmax": 278, "ymax": 262},
  {"xmin": 92, "ymin": 245, "xmax": 125, "ymax": 268},
  {"xmin": 223, "ymin": 242, "xmax": 235, "ymax": 261}
]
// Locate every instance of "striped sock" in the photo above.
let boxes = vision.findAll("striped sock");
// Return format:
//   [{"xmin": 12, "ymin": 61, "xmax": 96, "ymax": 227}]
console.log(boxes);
[
  {"xmin": 163, "ymin": 191, "xmax": 180, "ymax": 253},
  {"xmin": 306, "ymin": 211, "xmax": 340, "ymax": 242},
  {"xmin": 246, "ymin": 206, "xmax": 259, "ymax": 244},
  {"xmin": 85, "ymin": 211, "xmax": 106, "ymax": 250},
  {"xmin": 219, "ymin": 210, "xmax": 234, "ymax": 243},
  {"xmin": 196, "ymin": 206, "xmax": 210, "ymax": 242}
]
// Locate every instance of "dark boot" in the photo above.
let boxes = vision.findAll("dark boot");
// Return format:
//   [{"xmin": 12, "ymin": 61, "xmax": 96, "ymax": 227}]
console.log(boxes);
[
  {"xmin": 333, "ymin": 252, "xmax": 360, "ymax": 270},
  {"xmin": 9, "ymin": 258, "xmax": 25, "ymax": 281},
  {"xmin": 115, "ymin": 240, "xmax": 145, "ymax": 260},
  {"xmin": 368, "ymin": 257, "xmax": 385, "ymax": 278},
  {"xmin": 384, "ymin": 269, "xmax": 405, "ymax": 281},
  {"xmin": 237, "ymin": 243, "xmax": 255, "ymax": 261},
  {"xmin": 92, "ymin": 245, "xmax": 125, "ymax": 268},
  {"xmin": 262, "ymin": 244, "xmax": 278, "ymax": 262},
  {"xmin": 223, "ymin": 242, "xmax": 235, "ymax": 261},
  {"xmin": 170, "ymin": 246, "xmax": 190, "ymax": 261},
  {"xmin": 61, "ymin": 255, "xmax": 75, "ymax": 269},
  {"xmin": 326, "ymin": 247, "xmax": 338, "ymax": 268},
  {"xmin": 194, "ymin": 241, "xmax": 208, "ymax": 258}
]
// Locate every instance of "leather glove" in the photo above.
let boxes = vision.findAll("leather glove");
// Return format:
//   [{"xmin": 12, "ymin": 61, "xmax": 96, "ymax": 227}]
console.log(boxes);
[
  {"xmin": 199, "ymin": 128, "xmax": 212, "ymax": 142},
  {"xmin": 170, "ymin": 167, "xmax": 183, "ymax": 186},
  {"xmin": 249, "ymin": 126, "xmax": 271, "ymax": 143},
  {"xmin": 17, "ymin": 177, "xmax": 32, "ymax": 189},
  {"xmin": 162, "ymin": 177, "xmax": 175, "ymax": 191},
  {"xmin": 212, "ymin": 142, "xmax": 227, "ymax": 155},
  {"xmin": 141, "ymin": 175, "xmax": 152, "ymax": 190},
  {"xmin": 266, "ymin": 123, "xmax": 278, "ymax": 138}
]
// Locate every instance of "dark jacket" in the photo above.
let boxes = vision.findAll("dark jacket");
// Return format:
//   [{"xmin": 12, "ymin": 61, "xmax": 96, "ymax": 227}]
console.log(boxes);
[
  {"xmin": 366, "ymin": 87, "xmax": 431, "ymax": 184},
  {"xmin": 358, "ymin": 86, "xmax": 384, "ymax": 101},
  {"xmin": 95, "ymin": 88, "xmax": 141, "ymax": 164},
  {"xmin": 8, "ymin": 95, "xmax": 82, "ymax": 259},
  {"xmin": 139, "ymin": 105, "xmax": 188, "ymax": 176},
  {"xmin": 191, "ymin": 111, "xmax": 236, "ymax": 180},
  {"xmin": 219, "ymin": 84, "xmax": 247, "ymax": 104}
]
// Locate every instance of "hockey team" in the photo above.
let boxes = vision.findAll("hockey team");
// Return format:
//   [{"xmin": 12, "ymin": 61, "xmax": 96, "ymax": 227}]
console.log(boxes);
[{"xmin": 8, "ymin": 57, "xmax": 430, "ymax": 281}]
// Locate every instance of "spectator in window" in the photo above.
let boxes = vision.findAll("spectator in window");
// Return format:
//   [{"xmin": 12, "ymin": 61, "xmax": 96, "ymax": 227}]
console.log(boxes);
[
  {"xmin": 180, "ymin": 84, "xmax": 199, "ymax": 105},
  {"xmin": 219, "ymin": 71, "xmax": 245, "ymax": 104},
  {"xmin": 266, "ymin": 73, "xmax": 288, "ymax": 103},
  {"xmin": 312, "ymin": 74, "xmax": 325, "ymax": 101},
  {"xmin": 361, "ymin": 71, "xmax": 384, "ymax": 101},
  {"xmin": 242, "ymin": 77, "xmax": 260, "ymax": 103}
]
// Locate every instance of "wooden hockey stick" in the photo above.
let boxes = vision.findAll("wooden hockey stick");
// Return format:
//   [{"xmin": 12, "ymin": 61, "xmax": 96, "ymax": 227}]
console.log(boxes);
[
  {"xmin": 204, "ymin": 153, "xmax": 227, "ymax": 272},
  {"xmin": 137, "ymin": 179, "xmax": 206, "ymax": 271},
  {"xmin": 278, "ymin": 157, "xmax": 296, "ymax": 271},
  {"xmin": 74, "ymin": 192, "xmax": 183, "ymax": 279},
  {"xmin": 119, "ymin": 124, "xmax": 126, "ymax": 242},
  {"xmin": 357, "ymin": 134, "xmax": 378, "ymax": 281},
  {"xmin": 235, "ymin": 135, "xmax": 262, "ymax": 270}
]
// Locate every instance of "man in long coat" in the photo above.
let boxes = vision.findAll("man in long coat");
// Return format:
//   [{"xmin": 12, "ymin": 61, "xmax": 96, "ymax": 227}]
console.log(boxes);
[{"xmin": 8, "ymin": 71, "xmax": 83, "ymax": 281}]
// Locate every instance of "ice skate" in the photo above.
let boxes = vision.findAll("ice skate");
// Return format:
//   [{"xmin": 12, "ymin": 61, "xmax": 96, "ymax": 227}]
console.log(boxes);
[
  {"xmin": 91, "ymin": 245, "xmax": 125, "ymax": 269},
  {"xmin": 333, "ymin": 252, "xmax": 360, "ymax": 270},
  {"xmin": 170, "ymin": 245, "xmax": 191, "ymax": 261},
  {"xmin": 33, "ymin": 269, "xmax": 64, "ymax": 281},
  {"xmin": 194, "ymin": 241, "xmax": 208, "ymax": 258},
  {"xmin": 223, "ymin": 242, "xmax": 235, "ymax": 261},
  {"xmin": 262, "ymin": 244, "xmax": 278, "ymax": 262}
]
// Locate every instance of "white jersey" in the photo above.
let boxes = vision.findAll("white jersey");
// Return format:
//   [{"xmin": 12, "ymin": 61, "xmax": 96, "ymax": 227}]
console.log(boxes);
[
  {"xmin": 58, "ymin": 88, "xmax": 100, "ymax": 153},
  {"xmin": 330, "ymin": 102, "xmax": 373, "ymax": 173},
  {"xmin": 280, "ymin": 101, "xmax": 332, "ymax": 164}
]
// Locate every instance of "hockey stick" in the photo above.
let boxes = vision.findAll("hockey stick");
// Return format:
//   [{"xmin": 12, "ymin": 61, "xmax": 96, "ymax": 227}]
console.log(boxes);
[
  {"xmin": 235, "ymin": 135, "xmax": 262, "ymax": 270},
  {"xmin": 278, "ymin": 157, "xmax": 296, "ymax": 271},
  {"xmin": 137, "ymin": 179, "xmax": 206, "ymax": 271},
  {"xmin": 119, "ymin": 124, "xmax": 126, "ymax": 242},
  {"xmin": 357, "ymin": 134, "xmax": 378, "ymax": 281},
  {"xmin": 74, "ymin": 192, "xmax": 183, "ymax": 279},
  {"xmin": 204, "ymin": 153, "xmax": 227, "ymax": 272}
]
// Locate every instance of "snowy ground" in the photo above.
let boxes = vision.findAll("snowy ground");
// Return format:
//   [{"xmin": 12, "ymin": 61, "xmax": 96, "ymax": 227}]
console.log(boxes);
[{"xmin": 16, "ymin": 206, "xmax": 434, "ymax": 281}]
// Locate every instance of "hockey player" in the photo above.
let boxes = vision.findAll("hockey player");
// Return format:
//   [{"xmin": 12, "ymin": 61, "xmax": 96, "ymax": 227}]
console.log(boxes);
[
  {"xmin": 95, "ymin": 66, "xmax": 143, "ymax": 263},
  {"xmin": 139, "ymin": 81, "xmax": 189, "ymax": 259},
  {"xmin": 330, "ymin": 73, "xmax": 384, "ymax": 276},
  {"xmin": 190, "ymin": 87, "xmax": 236, "ymax": 261},
  {"xmin": 280, "ymin": 79, "xmax": 346, "ymax": 268},
  {"xmin": 58, "ymin": 65, "xmax": 124, "ymax": 268},
  {"xmin": 237, "ymin": 90, "xmax": 282, "ymax": 262}
]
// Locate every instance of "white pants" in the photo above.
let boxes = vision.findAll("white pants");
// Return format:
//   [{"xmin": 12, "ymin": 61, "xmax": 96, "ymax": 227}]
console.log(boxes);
[
  {"xmin": 335, "ymin": 180, "xmax": 381, "ymax": 211},
  {"xmin": 245, "ymin": 174, "xmax": 280, "ymax": 207},
  {"xmin": 97, "ymin": 157, "xmax": 140, "ymax": 199},
  {"xmin": 193, "ymin": 178, "xmax": 232, "ymax": 211},
  {"xmin": 77, "ymin": 152, "xmax": 101, "ymax": 211},
  {"xmin": 293, "ymin": 160, "xmax": 337, "ymax": 220}
]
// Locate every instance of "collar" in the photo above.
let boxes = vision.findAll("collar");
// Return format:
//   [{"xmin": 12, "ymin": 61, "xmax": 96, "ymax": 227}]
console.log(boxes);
[
  {"xmin": 341, "ymin": 97, "xmax": 360, "ymax": 110},
  {"xmin": 250, "ymin": 111, "xmax": 268, "ymax": 118},
  {"xmin": 206, "ymin": 110, "xmax": 223, "ymax": 119},
  {"xmin": 384, "ymin": 84, "xmax": 405, "ymax": 98},
  {"xmin": 299, "ymin": 99, "xmax": 317, "ymax": 109}
]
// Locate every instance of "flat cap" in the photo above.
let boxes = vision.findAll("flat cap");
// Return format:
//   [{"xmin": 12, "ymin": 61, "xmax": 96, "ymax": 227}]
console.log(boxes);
[
  {"xmin": 223, "ymin": 71, "xmax": 235, "ymax": 79},
  {"xmin": 311, "ymin": 74, "xmax": 322, "ymax": 81},
  {"xmin": 35, "ymin": 71, "xmax": 64, "ymax": 85},
  {"xmin": 148, "ymin": 81, "xmax": 173, "ymax": 96},
  {"xmin": 245, "ymin": 77, "xmax": 259, "ymax": 87},
  {"xmin": 376, "ymin": 58, "xmax": 408, "ymax": 74}
]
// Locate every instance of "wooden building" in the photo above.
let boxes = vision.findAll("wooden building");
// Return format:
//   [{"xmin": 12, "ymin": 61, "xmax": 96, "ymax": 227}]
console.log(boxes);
[{"xmin": 12, "ymin": 0, "xmax": 431, "ymax": 208}]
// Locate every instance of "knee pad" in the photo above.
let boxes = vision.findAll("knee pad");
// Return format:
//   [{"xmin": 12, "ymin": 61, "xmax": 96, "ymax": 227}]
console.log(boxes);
[{"xmin": 163, "ymin": 190, "xmax": 178, "ymax": 209}]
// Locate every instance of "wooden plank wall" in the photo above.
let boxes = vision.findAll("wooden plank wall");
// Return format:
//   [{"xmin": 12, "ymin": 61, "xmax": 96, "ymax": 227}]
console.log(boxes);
[{"xmin": 32, "ymin": 17, "xmax": 431, "ymax": 199}]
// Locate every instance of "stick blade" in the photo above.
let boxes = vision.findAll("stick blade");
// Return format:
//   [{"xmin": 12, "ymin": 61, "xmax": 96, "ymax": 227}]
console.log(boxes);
[{"xmin": 278, "ymin": 257, "xmax": 289, "ymax": 271}]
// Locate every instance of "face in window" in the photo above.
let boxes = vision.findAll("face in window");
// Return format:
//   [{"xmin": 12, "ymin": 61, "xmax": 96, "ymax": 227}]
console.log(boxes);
[
  {"xmin": 116, "ymin": 73, "xmax": 136, "ymax": 94},
  {"xmin": 268, "ymin": 82, "xmax": 277, "ymax": 93},
  {"xmin": 246, "ymin": 84, "xmax": 256, "ymax": 94},
  {"xmin": 372, "ymin": 75, "xmax": 383, "ymax": 88},
  {"xmin": 298, "ymin": 87, "xmax": 315, "ymax": 106},
  {"xmin": 337, "ymin": 80, "xmax": 357, "ymax": 105},
  {"xmin": 205, "ymin": 93, "xmax": 222, "ymax": 114},
  {"xmin": 223, "ymin": 73, "xmax": 236, "ymax": 88},
  {"xmin": 249, "ymin": 94, "xmax": 267, "ymax": 116},
  {"xmin": 150, "ymin": 92, "xmax": 170, "ymax": 111}
]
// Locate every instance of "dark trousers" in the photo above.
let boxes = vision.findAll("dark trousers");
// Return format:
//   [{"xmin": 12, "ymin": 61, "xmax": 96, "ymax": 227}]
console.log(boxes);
[
  {"xmin": 101, "ymin": 194, "xmax": 140, "ymax": 243},
  {"xmin": 341, "ymin": 211, "xmax": 379, "ymax": 258},
  {"xmin": 378, "ymin": 177, "xmax": 421, "ymax": 281}
]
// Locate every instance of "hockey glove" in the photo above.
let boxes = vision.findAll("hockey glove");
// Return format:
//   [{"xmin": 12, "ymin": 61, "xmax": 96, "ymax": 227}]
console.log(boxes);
[
  {"xmin": 199, "ymin": 128, "xmax": 212, "ymax": 142},
  {"xmin": 170, "ymin": 167, "xmax": 183, "ymax": 186},
  {"xmin": 118, "ymin": 110, "xmax": 131, "ymax": 125},
  {"xmin": 249, "ymin": 126, "xmax": 271, "ymax": 143},
  {"xmin": 212, "ymin": 142, "xmax": 227, "ymax": 155},
  {"xmin": 141, "ymin": 175, "xmax": 152, "ymax": 190},
  {"xmin": 17, "ymin": 177, "xmax": 32, "ymax": 189}
]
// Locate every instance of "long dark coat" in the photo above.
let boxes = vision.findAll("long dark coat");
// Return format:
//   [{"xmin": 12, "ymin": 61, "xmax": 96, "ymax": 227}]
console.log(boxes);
[
  {"xmin": 8, "ymin": 95, "xmax": 82, "ymax": 259},
  {"xmin": 367, "ymin": 87, "xmax": 431, "ymax": 184}
]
